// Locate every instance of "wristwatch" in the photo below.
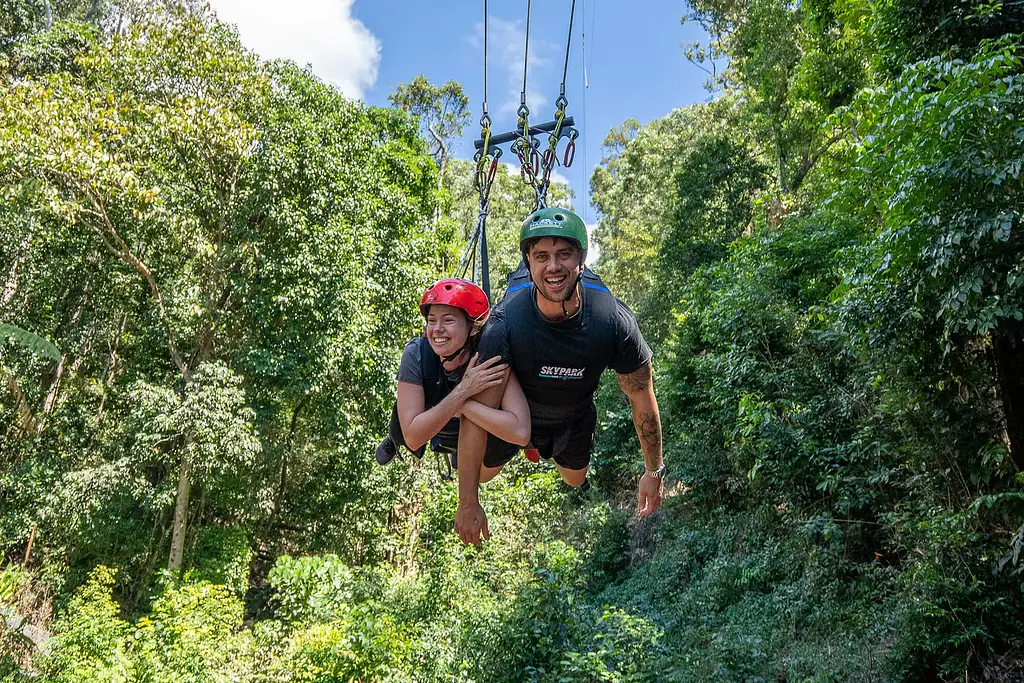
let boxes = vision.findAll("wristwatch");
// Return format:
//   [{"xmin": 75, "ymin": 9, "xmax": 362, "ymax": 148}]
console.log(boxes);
[{"xmin": 645, "ymin": 464, "xmax": 666, "ymax": 480}]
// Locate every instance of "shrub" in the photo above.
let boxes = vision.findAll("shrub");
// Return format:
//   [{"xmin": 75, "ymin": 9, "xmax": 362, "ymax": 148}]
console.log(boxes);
[
  {"xmin": 186, "ymin": 526, "xmax": 252, "ymax": 597},
  {"xmin": 38, "ymin": 566, "xmax": 133, "ymax": 683}
]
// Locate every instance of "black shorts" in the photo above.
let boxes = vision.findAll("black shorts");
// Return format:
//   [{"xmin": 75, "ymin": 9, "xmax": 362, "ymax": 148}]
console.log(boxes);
[
  {"xmin": 480, "ymin": 433, "xmax": 519, "ymax": 469},
  {"xmin": 529, "ymin": 402, "xmax": 597, "ymax": 471}
]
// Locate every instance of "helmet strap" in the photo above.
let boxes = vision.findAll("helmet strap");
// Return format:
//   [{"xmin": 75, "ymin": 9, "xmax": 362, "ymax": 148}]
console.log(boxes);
[
  {"xmin": 442, "ymin": 339, "xmax": 471, "ymax": 365},
  {"xmin": 440, "ymin": 315, "xmax": 481, "ymax": 365},
  {"xmin": 560, "ymin": 269, "xmax": 583, "ymax": 318}
]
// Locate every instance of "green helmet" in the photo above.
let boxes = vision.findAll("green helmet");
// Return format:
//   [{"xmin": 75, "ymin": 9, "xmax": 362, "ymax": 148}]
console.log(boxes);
[{"xmin": 520, "ymin": 207, "xmax": 588, "ymax": 263}]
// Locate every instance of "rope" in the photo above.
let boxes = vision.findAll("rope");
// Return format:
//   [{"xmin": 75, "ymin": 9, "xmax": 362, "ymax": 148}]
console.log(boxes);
[
  {"xmin": 561, "ymin": 0, "xmax": 576, "ymax": 93},
  {"xmin": 534, "ymin": 0, "xmax": 579, "ymax": 210},
  {"xmin": 466, "ymin": 0, "xmax": 496, "ymax": 301},
  {"xmin": 482, "ymin": 0, "xmax": 488, "ymax": 116},
  {"xmin": 522, "ymin": 0, "xmax": 531, "ymax": 113},
  {"xmin": 582, "ymin": 0, "xmax": 590, "ymax": 222}
]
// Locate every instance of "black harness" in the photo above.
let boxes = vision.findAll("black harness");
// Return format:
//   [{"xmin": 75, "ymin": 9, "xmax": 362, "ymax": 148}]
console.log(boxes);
[
  {"xmin": 388, "ymin": 336, "xmax": 461, "ymax": 457},
  {"xmin": 498, "ymin": 260, "xmax": 609, "ymax": 313}
]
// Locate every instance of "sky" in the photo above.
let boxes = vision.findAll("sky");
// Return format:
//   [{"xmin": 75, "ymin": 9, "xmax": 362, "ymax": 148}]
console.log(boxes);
[{"xmin": 207, "ymin": 1, "xmax": 715, "ymax": 227}]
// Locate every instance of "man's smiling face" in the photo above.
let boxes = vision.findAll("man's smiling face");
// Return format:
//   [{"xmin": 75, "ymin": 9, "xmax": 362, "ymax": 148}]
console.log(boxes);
[{"xmin": 527, "ymin": 237, "xmax": 583, "ymax": 303}]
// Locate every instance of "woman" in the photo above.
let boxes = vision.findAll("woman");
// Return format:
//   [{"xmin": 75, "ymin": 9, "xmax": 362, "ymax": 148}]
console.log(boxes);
[{"xmin": 376, "ymin": 279, "xmax": 530, "ymax": 479}]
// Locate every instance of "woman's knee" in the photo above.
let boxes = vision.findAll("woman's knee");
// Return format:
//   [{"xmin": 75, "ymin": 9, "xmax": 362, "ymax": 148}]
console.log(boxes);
[{"xmin": 479, "ymin": 464, "xmax": 504, "ymax": 483}]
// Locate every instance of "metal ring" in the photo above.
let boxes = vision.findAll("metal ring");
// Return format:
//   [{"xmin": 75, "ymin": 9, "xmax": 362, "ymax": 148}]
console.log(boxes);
[{"xmin": 563, "ymin": 140, "xmax": 576, "ymax": 168}]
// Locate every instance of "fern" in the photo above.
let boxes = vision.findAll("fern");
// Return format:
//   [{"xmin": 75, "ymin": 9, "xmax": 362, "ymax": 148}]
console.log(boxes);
[{"xmin": 0, "ymin": 324, "xmax": 60, "ymax": 362}]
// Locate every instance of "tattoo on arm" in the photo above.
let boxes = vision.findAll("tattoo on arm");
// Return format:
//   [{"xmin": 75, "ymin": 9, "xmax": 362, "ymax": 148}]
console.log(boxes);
[
  {"xmin": 638, "ymin": 410, "xmax": 662, "ymax": 451},
  {"xmin": 617, "ymin": 362, "xmax": 652, "ymax": 395}
]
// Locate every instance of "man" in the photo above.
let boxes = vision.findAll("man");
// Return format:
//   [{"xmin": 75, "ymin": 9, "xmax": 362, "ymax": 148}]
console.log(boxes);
[{"xmin": 455, "ymin": 207, "xmax": 665, "ymax": 544}]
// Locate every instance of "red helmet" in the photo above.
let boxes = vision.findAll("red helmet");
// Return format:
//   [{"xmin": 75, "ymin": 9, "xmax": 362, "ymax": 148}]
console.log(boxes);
[{"xmin": 419, "ymin": 278, "xmax": 489, "ymax": 320}]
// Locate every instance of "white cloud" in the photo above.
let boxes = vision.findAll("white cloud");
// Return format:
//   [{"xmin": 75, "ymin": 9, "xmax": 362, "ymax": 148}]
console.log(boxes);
[
  {"xmin": 209, "ymin": 0, "xmax": 380, "ymax": 100},
  {"xmin": 472, "ymin": 18, "xmax": 551, "ymax": 117},
  {"xmin": 586, "ymin": 222, "xmax": 601, "ymax": 264},
  {"xmin": 549, "ymin": 168, "xmax": 571, "ymax": 188}
]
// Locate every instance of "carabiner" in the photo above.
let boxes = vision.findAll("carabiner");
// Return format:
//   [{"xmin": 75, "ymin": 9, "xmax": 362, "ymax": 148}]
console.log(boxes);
[
  {"xmin": 521, "ymin": 163, "xmax": 534, "ymax": 185},
  {"xmin": 542, "ymin": 148, "xmax": 555, "ymax": 173},
  {"xmin": 531, "ymin": 148, "xmax": 540, "ymax": 178},
  {"xmin": 488, "ymin": 157, "xmax": 499, "ymax": 185},
  {"xmin": 563, "ymin": 139, "xmax": 576, "ymax": 168}
]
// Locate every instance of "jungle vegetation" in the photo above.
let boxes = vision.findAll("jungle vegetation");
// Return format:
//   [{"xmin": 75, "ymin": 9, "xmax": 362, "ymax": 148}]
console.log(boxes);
[{"xmin": 1, "ymin": 0, "xmax": 1023, "ymax": 681}]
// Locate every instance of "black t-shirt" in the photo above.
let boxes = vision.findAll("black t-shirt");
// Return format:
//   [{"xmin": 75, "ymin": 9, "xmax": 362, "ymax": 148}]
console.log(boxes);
[
  {"xmin": 396, "ymin": 338, "xmax": 465, "ymax": 387},
  {"xmin": 477, "ymin": 282, "xmax": 652, "ymax": 424}
]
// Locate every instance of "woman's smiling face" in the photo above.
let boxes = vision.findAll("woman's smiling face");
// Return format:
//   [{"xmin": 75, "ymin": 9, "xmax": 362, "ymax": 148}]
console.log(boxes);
[{"xmin": 424, "ymin": 304, "xmax": 471, "ymax": 359}]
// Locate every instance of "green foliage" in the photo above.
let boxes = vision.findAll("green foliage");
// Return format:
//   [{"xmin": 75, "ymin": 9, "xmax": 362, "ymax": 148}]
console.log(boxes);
[
  {"xmin": 0, "ymin": 325, "xmax": 59, "ymax": 363},
  {"xmin": 593, "ymin": 10, "xmax": 1024, "ymax": 677},
  {"xmin": 0, "ymin": 556, "xmax": 27, "ymax": 605},
  {"xmin": 41, "ymin": 569, "xmax": 248, "ymax": 683},
  {"xmin": 0, "ymin": 0, "xmax": 43, "ymax": 47},
  {"xmin": 4, "ymin": 2, "xmax": 1024, "ymax": 681},
  {"xmin": 131, "ymin": 581, "xmax": 244, "ymax": 683},
  {"xmin": 0, "ymin": 4, "xmax": 439, "ymax": 600},
  {"xmin": 268, "ymin": 554, "xmax": 359, "ymax": 624},
  {"xmin": 1, "ymin": 20, "xmax": 97, "ymax": 78},
  {"xmin": 478, "ymin": 540, "xmax": 664, "ymax": 682},
  {"xmin": 186, "ymin": 526, "xmax": 251, "ymax": 597},
  {"xmin": 864, "ymin": 0, "xmax": 1024, "ymax": 77},
  {"xmin": 40, "ymin": 566, "xmax": 133, "ymax": 683},
  {"xmin": 833, "ymin": 37, "xmax": 1024, "ymax": 340},
  {"xmin": 389, "ymin": 75, "xmax": 470, "ymax": 172}
]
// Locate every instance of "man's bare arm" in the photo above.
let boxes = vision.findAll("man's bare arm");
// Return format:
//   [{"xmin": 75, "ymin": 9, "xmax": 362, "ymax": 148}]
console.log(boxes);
[
  {"xmin": 616, "ymin": 363, "xmax": 663, "ymax": 470},
  {"xmin": 617, "ymin": 362, "xmax": 664, "ymax": 516},
  {"xmin": 454, "ymin": 373, "xmax": 507, "ymax": 544}
]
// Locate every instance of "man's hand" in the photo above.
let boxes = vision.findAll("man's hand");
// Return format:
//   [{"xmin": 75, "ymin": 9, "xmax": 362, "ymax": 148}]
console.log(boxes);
[
  {"xmin": 455, "ymin": 501, "xmax": 489, "ymax": 544},
  {"xmin": 636, "ymin": 472, "xmax": 664, "ymax": 516}
]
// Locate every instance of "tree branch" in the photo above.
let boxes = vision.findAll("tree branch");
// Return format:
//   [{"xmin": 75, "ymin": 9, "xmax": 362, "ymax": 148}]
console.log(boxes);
[
  {"xmin": 790, "ymin": 132, "xmax": 844, "ymax": 191},
  {"xmin": 74, "ymin": 179, "xmax": 188, "ymax": 375}
]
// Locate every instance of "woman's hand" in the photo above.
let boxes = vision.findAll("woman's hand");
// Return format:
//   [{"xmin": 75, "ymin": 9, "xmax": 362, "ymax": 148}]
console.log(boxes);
[{"xmin": 457, "ymin": 353, "xmax": 507, "ymax": 400}]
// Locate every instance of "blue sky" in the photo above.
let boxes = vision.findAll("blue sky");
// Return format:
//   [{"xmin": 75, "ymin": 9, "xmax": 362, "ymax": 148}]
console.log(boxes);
[{"xmin": 209, "ymin": 1, "xmax": 713, "ymax": 223}]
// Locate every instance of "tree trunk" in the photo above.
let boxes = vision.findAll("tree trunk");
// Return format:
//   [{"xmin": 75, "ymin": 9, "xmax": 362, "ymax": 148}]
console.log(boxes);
[
  {"xmin": 39, "ymin": 356, "xmax": 65, "ymax": 421},
  {"xmin": 992, "ymin": 318, "xmax": 1024, "ymax": 471},
  {"xmin": 95, "ymin": 313, "xmax": 128, "ymax": 423},
  {"xmin": 428, "ymin": 125, "xmax": 448, "ymax": 227},
  {"xmin": 167, "ymin": 456, "xmax": 192, "ymax": 573},
  {"xmin": 5, "ymin": 373, "xmax": 37, "ymax": 435},
  {"xmin": 2, "ymin": 248, "xmax": 25, "ymax": 308}
]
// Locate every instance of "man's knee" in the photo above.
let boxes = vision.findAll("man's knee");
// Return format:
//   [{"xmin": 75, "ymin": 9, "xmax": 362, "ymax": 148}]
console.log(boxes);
[{"xmin": 557, "ymin": 465, "xmax": 588, "ymax": 487}]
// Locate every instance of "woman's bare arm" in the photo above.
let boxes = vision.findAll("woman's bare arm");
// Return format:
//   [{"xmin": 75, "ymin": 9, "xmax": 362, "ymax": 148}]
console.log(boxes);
[{"xmin": 459, "ymin": 372, "xmax": 531, "ymax": 446}]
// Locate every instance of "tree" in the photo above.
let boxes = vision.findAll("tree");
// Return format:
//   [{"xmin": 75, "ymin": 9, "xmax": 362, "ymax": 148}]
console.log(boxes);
[
  {"xmin": 0, "ymin": 7, "xmax": 438, "ymax": 577},
  {"xmin": 590, "ymin": 98, "xmax": 768, "ymax": 334},
  {"xmin": 389, "ymin": 75, "xmax": 470, "ymax": 192},
  {"xmin": 682, "ymin": 0, "xmax": 865, "ymax": 196}
]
